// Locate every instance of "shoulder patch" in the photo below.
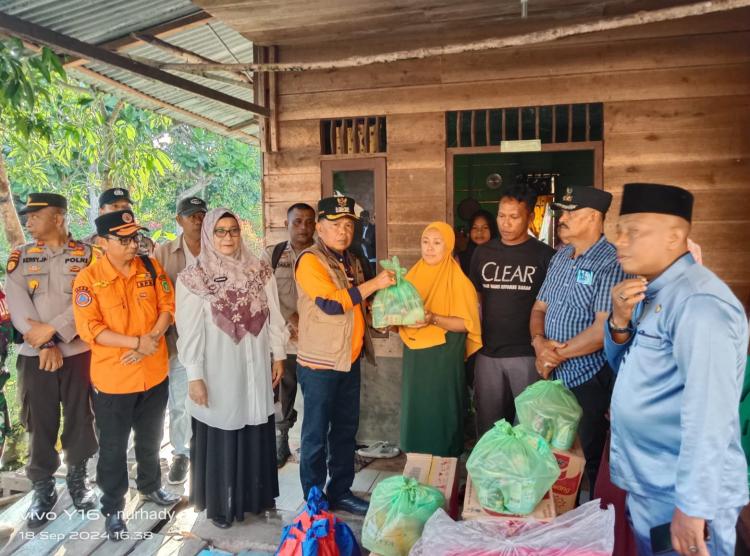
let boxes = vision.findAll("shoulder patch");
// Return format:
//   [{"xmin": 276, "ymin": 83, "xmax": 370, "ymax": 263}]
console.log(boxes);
[
  {"xmin": 159, "ymin": 275, "xmax": 171, "ymax": 293},
  {"xmin": 6, "ymin": 250, "xmax": 20, "ymax": 273},
  {"xmin": 74, "ymin": 286, "xmax": 93, "ymax": 307}
]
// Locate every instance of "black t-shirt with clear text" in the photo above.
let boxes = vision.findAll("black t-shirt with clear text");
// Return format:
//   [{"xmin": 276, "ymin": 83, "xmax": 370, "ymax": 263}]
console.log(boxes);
[{"xmin": 469, "ymin": 237, "xmax": 555, "ymax": 358}]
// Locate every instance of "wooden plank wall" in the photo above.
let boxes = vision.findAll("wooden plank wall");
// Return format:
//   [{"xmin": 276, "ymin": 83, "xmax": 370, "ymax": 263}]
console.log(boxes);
[{"xmin": 264, "ymin": 9, "xmax": 750, "ymax": 305}]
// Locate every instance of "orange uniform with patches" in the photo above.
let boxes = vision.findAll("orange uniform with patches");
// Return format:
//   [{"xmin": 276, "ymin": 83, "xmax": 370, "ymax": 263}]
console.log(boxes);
[{"xmin": 72, "ymin": 255, "xmax": 175, "ymax": 394}]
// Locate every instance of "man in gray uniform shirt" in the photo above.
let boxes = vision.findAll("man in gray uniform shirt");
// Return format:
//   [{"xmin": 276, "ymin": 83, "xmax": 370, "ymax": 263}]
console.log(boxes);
[
  {"xmin": 5, "ymin": 193, "xmax": 98, "ymax": 527},
  {"xmin": 265, "ymin": 202, "xmax": 316, "ymax": 467},
  {"xmin": 154, "ymin": 196, "xmax": 207, "ymax": 484}
]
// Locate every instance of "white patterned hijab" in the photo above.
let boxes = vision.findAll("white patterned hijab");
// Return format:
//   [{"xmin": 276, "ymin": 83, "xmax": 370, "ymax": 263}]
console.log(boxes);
[{"xmin": 178, "ymin": 208, "xmax": 271, "ymax": 343}]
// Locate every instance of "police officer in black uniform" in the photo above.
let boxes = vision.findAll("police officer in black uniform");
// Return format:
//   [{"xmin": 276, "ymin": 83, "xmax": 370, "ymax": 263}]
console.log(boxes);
[{"xmin": 4, "ymin": 193, "xmax": 98, "ymax": 527}]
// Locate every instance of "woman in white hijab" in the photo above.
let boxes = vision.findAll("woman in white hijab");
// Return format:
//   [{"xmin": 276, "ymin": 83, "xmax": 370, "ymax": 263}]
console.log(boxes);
[{"xmin": 176, "ymin": 208, "xmax": 287, "ymax": 528}]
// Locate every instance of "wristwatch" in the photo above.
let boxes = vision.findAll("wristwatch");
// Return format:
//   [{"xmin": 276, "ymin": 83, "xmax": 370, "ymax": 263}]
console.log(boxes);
[{"xmin": 608, "ymin": 315, "xmax": 632, "ymax": 334}]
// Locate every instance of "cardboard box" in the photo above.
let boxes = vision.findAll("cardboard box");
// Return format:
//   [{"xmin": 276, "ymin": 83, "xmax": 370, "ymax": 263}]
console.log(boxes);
[
  {"xmin": 461, "ymin": 475, "xmax": 556, "ymax": 522},
  {"xmin": 551, "ymin": 437, "xmax": 586, "ymax": 515},
  {"xmin": 403, "ymin": 453, "xmax": 459, "ymax": 518}
]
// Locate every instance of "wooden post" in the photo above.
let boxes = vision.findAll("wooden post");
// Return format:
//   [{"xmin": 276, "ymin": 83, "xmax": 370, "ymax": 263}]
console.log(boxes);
[
  {"xmin": 268, "ymin": 45, "xmax": 279, "ymax": 153},
  {"xmin": 253, "ymin": 45, "xmax": 269, "ymax": 153}
]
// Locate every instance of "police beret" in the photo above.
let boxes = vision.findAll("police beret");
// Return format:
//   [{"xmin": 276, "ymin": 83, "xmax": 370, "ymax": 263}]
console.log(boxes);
[
  {"xmin": 18, "ymin": 193, "xmax": 67, "ymax": 215},
  {"xmin": 98, "ymin": 188, "xmax": 132, "ymax": 208}
]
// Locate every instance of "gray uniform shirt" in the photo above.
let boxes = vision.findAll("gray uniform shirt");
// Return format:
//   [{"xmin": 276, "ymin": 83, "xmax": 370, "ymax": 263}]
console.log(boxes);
[
  {"xmin": 154, "ymin": 235, "xmax": 189, "ymax": 359},
  {"xmin": 5, "ymin": 239, "xmax": 93, "ymax": 357},
  {"xmin": 264, "ymin": 241, "xmax": 303, "ymax": 354}
]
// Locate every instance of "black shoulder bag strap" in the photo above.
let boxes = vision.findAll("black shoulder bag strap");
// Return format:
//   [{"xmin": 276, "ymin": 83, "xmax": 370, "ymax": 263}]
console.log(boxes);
[
  {"xmin": 271, "ymin": 241, "xmax": 288, "ymax": 271},
  {"xmin": 139, "ymin": 255, "xmax": 158, "ymax": 287}
]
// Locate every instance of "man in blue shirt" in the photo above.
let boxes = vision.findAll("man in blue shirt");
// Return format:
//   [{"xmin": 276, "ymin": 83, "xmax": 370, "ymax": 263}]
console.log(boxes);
[
  {"xmin": 530, "ymin": 186, "xmax": 625, "ymax": 491},
  {"xmin": 606, "ymin": 183, "xmax": 748, "ymax": 556}
]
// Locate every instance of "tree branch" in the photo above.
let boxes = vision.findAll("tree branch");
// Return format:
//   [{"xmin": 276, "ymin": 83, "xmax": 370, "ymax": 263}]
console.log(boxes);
[
  {"xmin": 0, "ymin": 153, "xmax": 25, "ymax": 247},
  {"xmin": 107, "ymin": 98, "xmax": 125, "ymax": 126}
]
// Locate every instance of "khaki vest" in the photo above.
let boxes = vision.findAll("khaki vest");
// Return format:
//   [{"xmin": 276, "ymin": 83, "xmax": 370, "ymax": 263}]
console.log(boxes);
[{"xmin": 296, "ymin": 242, "xmax": 374, "ymax": 372}]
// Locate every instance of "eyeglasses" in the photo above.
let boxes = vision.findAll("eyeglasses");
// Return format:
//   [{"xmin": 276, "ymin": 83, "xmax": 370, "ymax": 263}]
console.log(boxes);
[
  {"xmin": 108, "ymin": 233, "xmax": 142, "ymax": 246},
  {"xmin": 214, "ymin": 227, "xmax": 241, "ymax": 238}
]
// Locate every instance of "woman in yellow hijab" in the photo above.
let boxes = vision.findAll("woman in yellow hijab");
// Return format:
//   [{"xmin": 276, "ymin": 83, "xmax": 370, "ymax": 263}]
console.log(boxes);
[{"xmin": 399, "ymin": 222, "xmax": 482, "ymax": 457}]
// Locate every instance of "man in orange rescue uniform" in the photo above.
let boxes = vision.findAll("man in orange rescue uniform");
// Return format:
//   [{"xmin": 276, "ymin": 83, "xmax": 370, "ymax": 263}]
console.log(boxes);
[{"xmin": 72, "ymin": 209, "xmax": 180, "ymax": 541}]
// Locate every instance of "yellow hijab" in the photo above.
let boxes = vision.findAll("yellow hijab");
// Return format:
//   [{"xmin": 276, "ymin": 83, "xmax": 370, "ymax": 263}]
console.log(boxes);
[{"xmin": 399, "ymin": 222, "xmax": 482, "ymax": 358}]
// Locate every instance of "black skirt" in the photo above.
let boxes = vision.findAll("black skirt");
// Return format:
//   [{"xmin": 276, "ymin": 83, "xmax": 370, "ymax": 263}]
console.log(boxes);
[{"xmin": 190, "ymin": 415, "xmax": 279, "ymax": 523}]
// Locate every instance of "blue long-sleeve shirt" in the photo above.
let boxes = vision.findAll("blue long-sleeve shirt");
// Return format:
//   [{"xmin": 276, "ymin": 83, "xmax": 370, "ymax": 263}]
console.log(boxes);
[{"xmin": 605, "ymin": 253, "xmax": 749, "ymax": 519}]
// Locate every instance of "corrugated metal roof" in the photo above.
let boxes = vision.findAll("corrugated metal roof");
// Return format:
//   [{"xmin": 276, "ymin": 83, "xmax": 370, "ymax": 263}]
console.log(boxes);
[
  {"xmin": 0, "ymin": 1, "xmax": 258, "ymax": 143},
  {"xmin": 79, "ymin": 21, "xmax": 258, "ymax": 131},
  {"xmin": 0, "ymin": 0, "xmax": 199, "ymax": 45}
]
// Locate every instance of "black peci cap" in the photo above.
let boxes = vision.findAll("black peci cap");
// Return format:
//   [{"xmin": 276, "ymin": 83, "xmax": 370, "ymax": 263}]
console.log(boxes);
[
  {"xmin": 619, "ymin": 183, "xmax": 694, "ymax": 223},
  {"xmin": 98, "ymin": 187, "xmax": 132, "ymax": 208},
  {"xmin": 18, "ymin": 192, "xmax": 67, "ymax": 215},
  {"xmin": 317, "ymin": 196, "xmax": 359, "ymax": 221},
  {"xmin": 177, "ymin": 196, "xmax": 208, "ymax": 216},
  {"xmin": 95, "ymin": 209, "xmax": 147, "ymax": 238},
  {"xmin": 553, "ymin": 186, "xmax": 613, "ymax": 214}
]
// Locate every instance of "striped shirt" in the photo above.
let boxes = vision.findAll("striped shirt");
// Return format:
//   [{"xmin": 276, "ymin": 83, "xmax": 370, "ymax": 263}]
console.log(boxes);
[{"xmin": 537, "ymin": 235, "xmax": 625, "ymax": 388}]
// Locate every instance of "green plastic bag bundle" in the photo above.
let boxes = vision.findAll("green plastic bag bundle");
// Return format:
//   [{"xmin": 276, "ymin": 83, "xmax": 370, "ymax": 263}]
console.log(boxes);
[
  {"xmin": 515, "ymin": 379, "xmax": 583, "ymax": 450},
  {"xmin": 361, "ymin": 476, "xmax": 445, "ymax": 556},
  {"xmin": 466, "ymin": 419, "xmax": 560, "ymax": 515},
  {"xmin": 372, "ymin": 256, "xmax": 425, "ymax": 329}
]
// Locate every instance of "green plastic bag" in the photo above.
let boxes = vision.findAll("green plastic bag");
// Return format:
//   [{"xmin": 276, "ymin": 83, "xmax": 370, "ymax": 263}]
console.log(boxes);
[
  {"xmin": 362, "ymin": 476, "xmax": 445, "ymax": 556},
  {"xmin": 466, "ymin": 419, "xmax": 560, "ymax": 515},
  {"xmin": 515, "ymin": 379, "xmax": 583, "ymax": 450},
  {"xmin": 372, "ymin": 256, "xmax": 425, "ymax": 329}
]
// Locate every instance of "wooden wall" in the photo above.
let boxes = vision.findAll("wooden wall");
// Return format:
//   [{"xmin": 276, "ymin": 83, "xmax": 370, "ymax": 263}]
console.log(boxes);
[{"xmin": 263, "ymin": 9, "xmax": 750, "ymax": 306}]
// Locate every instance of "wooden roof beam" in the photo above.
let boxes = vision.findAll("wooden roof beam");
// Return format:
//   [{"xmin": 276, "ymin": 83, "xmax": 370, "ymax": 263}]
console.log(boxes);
[
  {"xmin": 157, "ymin": 0, "xmax": 750, "ymax": 73},
  {"xmin": 132, "ymin": 32, "xmax": 253, "ymax": 85},
  {"xmin": 227, "ymin": 117, "xmax": 257, "ymax": 131},
  {"xmin": 0, "ymin": 10, "xmax": 269, "ymax": 117},
  {"xmin": 64, "ymin": 10, "xmax": 213, "ymax": 67}
]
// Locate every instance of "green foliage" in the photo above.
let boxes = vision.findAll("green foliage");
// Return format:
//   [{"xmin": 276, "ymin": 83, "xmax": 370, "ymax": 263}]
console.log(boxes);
[
  {"xmin": 0, "ymin": 37, "xmax": 262, "ymax": 259},
  {"xmin": 0, "ymin": 40, "xmax": 66, "ymax": 169}
]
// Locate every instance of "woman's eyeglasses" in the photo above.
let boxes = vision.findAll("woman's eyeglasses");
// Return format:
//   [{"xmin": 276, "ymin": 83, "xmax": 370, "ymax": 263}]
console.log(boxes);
[
  {"xmin": 214, "ymin": 227, "xmax": 241, "ymax": 238},
  {"xmin": 108, "ymin": 233, "xmax": 142, "ymax": 246}
]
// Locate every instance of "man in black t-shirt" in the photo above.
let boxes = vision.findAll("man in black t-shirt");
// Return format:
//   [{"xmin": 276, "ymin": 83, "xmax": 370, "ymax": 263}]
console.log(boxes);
[{"xmin": 469, "ymin": 184, "xmax": 555, "ymax": 436}]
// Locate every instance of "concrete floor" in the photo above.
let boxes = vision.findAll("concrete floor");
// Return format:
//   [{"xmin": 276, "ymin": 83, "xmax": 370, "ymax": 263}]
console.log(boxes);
[{"xmin": 167, "ymin": 457, "xmax": 405, "ymax": 554}]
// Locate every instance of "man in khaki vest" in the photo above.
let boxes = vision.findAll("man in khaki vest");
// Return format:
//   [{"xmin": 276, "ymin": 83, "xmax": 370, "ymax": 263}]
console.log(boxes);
[{"xmin": 295, "ymin": 196, "xmax": 394, "ymax": 515}]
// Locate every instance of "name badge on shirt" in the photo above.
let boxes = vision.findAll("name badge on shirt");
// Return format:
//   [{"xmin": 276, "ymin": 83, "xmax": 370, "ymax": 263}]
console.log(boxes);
[{"xmin": 576, "ymin": 269, "xmax": 594, "ymax": 285}]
